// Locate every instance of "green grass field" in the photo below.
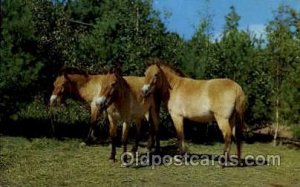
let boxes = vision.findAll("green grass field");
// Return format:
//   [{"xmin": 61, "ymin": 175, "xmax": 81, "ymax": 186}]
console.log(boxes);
[{"xmin": 0, "ymin": 136, "xmax": 299, "ymax": 187}]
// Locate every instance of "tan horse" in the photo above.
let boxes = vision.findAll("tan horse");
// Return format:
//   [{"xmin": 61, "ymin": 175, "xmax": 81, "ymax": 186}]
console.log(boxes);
[
  {"xmin": 95, "ymin": 71, "xmax": 160, "ymax": 161},
  {"xmin": 49, "ymin": 68, "xmax": 106, "ymax": 142},
  {"xmin": 141, "ymin": 62, "xmax": 245, "ymax": 164}
]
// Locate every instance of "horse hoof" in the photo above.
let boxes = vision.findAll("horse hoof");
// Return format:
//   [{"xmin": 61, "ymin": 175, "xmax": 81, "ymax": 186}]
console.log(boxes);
[
  {"xmin": 131, "ymin": 148, "xmax": 138, "ymax": 153},
  {"xmin": 109, "ymin": 158, "xmax": 117, "ymax": 163},
  {"xmin": 120, "ymin": 162, "xmax": 130, "ymax": 168},
  {"xmin": 79, "ymin": 142, "xmax": 86, "ymax": 148},
  {"xmin": 109, "ymin": 155, "xmax": 117, "ymax": 162}
]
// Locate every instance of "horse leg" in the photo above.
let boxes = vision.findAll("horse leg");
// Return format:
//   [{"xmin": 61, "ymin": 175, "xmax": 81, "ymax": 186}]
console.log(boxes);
[
  {"xmin": 215, "ymin": 115, "xmax": 232, "ymax": 166},
  {"xmin": 121, "ymin": 122, "xmax": 129, "ymax": 162},
  {"xmin": 131, "ymin": 121, "xmax": 141, "ymax": 153},
  {"xmin": 147, "ymin": 118, "xmax": 155, "ymax": 151},
  {"xmin": 144, "ymin": 112, "xmax": 154, "ymax": 151},
  {"xmin": 86, "ymin": 103, "xmax": 98, "ymax": 144},
  {"xmin": 150, "ymin": 106, "xmax": 160, "ymax": 153},
  {"xmin": 171, "ymin": 114, "xmax": 185, "ymax": 154},
  {"xmin": 231, "ymin": 111, "xmax": 243, "ymax": 166},
  {"xmin": 108, "ymin": 115, "xmax": 118, "ymax": 161}
]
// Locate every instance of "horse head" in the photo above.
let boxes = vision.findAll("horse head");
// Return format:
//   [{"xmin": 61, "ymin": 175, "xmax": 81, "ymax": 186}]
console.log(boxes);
[
  {"xmin": 141, "ymin": 62, "xmax": 166, "ymax": 97},
  {"xmin": 49, "ymin": 73, "xmax": 73, "ymax": 106},
  {"xmin": 95, "ymin": 67, "xmax": 124, "ymax": 111}
]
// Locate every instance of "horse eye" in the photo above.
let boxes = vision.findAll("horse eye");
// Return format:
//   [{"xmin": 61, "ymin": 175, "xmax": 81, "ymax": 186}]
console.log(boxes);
[{"xmin": 111, "ymin": 82, "xmax": 116, "ymax": 87}]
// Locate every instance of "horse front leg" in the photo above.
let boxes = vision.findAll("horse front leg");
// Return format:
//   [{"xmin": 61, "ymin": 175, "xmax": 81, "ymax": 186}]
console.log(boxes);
[
  {"xmin": 150, "ymin": 106, "xmax": 160, "ymax": 153},
  {"xmin": 144, "ymin": 112, "xmax": 155, "ymax": 151},
  {"xmin": 108, "ymin": 115, "xmax": 118, "ymax": 162},
  {"xmin": 86, "ymin": 103, "xmax": 99, "ymax": 144},
  {"xmin": 121, "ymin": 122, "xmax": 129, "ymax": 163},
  {"xmin": 131, "ymin": 121, "xmax": 141, "ymax": 153}
]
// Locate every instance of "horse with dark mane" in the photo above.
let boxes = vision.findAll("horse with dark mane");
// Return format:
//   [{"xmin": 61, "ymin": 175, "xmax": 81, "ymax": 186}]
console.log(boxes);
[
  {"xmin": 49, "ymin": 67, "xmax": 106, "ymax": 142},
  {"xmin": 141, "ymin": 60, "xmax": 246, "ymax": 166},
  {"xmin": 95, "ymin": 70, "xmax": 160, "ymax": 162}
]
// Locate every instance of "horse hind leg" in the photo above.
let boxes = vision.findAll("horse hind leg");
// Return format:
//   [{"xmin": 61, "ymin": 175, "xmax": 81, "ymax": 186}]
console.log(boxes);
[
  {"xmin": 171, "ymin": 114, "xmax": 185, "ymax": 154},
  {"xmin": 215, "ymin": 115, "xmax": 232, "ymax": 166},
  {"xmin": 232, "ymin": 111, "xmax": 243, "ymax": 166}
]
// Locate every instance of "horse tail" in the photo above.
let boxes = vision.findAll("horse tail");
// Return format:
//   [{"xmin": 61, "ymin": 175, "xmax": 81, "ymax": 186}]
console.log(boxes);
[{"xmin": 234, "ymin": 85, "xmax": 246, "ymax": 161}]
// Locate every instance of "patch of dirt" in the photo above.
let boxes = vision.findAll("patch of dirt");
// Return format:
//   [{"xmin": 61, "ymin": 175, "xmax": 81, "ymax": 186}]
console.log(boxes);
[{"xmin": 253, "ymin": 124, "xmax": 293, "ymax": 139}]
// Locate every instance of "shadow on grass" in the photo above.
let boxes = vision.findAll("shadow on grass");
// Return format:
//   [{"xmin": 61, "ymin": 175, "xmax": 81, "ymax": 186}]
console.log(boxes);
[{"xmin": 123, "ymin": 145, "xmax": 269, "ymax": 169}]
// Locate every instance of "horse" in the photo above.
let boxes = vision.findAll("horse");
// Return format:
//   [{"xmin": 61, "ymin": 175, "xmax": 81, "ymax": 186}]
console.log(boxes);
[
  {"xmin": 49, "ymin": 68, "xmax": 159, "ymax": 151},
  {"xmin": 49, "ymin": 67, "xmax": 106, "ymax": 142},
  {"xmin": 141, "ymin": 61, "xmax": 246, "ymax": 165},
  {"xmin": 95, "ymin": 71, "xmax": 160, "ymax": 162}
]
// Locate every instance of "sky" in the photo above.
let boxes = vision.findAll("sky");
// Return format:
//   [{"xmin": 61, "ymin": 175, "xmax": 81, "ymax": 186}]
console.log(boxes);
[{"xmin": 152, "ymin": 0, "xmax": 300, "ymax": 40}]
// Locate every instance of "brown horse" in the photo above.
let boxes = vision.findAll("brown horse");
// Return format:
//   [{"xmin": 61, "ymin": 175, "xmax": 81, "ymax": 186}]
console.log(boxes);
[
  {"xmin": 49, "ymin": 68, "xmax": 107, "ymax": 142},
  {"xmin": 95, "ymin": 71, "xmax": 160, "ymax": 161},
  {"xmin": 141, "ymin": 62, "xmax": 246, "ymax": 165}
]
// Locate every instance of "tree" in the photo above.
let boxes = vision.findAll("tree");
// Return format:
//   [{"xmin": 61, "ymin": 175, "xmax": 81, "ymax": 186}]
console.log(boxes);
[
  {"xmin": 0, "ymin": 0, "xmax": 42, "ymax": 122},
  {"xmin": 75, "ymin": 0, "xmax": 177, "ymax": 75},
  {"xmin": 183, "ymin": 19, "xmax": 213, "ymax": 78},
  {"xmin": 266, "ymin": 5, "xmax": 300, "ymax": 141}
]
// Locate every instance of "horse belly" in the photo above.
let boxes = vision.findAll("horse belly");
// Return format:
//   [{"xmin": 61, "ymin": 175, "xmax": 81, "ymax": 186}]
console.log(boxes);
[
  {"xmin": 184, "ymin": 107, "xmax": 214, "ymax": 122},
  {"xmin": 169, "ymin": 97, "xmax": 214, "ymax": 122}
]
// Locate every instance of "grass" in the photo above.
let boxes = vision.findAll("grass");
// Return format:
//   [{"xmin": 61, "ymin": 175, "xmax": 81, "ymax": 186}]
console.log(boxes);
[{"xmin": 0, "ymin": 136, "xmax": 299, "ymax": 187}]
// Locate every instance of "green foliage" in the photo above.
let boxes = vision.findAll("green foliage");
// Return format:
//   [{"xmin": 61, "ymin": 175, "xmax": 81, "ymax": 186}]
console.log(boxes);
[
  {"xmin": 0, "ymin": 0, "xmax": 43, "ymax": 121},
  {"xmin": 48, "ymin": 100, "xmax": 90, "ymax": 125},
  {"xmin": 75, "ymin": 0, "xmax": 175, "ymax": 75},
  {"xmin": 266, "ymin": 5, "xmax": 300, "ymax": 126},
  {"xmin": 280, "ymin": 61, "xmax": 300, "ymax": 125},
  {"xmin": 291, "ymin": 125, "xmax": 300, "ymax": 139}
]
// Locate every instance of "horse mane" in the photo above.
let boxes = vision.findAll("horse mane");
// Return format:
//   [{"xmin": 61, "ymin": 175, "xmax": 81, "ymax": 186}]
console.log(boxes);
[
  {"xmin": 58, "ymin": 67, "xmax": 89, "ymax": 77},
  {"xmin": 145, "ymin": 58, "xmax": 186, "ymax": 77}
]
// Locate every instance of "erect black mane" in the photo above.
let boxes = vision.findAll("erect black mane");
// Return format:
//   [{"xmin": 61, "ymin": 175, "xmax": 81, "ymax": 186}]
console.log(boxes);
[
  {"xmin": 145, "ymin": 58, "xmax": 186, "ymax": 77},
  {"xmin": 58, "ymin": 67, "xmax": 89, "ymax": 76}
]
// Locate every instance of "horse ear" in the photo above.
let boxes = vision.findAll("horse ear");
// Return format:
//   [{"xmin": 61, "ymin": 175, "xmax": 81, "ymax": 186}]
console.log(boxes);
[
  {"xmin": 145, "ymin": 58, "xmax": 161, "ymax": 67},
  {"xmin": 58, "ymin": 65, "xmax": 68, "ymax": 76},
  {"xmin": 109, "ymin": 65, "xmax": 122, "ymax": 76},
  {"xmin": 63, "ymin": 72, "xmax": 71, "ymax": 81},
  {"xmin": 145, "ymin": 59, "xmax": 153, "ymax": 67}
]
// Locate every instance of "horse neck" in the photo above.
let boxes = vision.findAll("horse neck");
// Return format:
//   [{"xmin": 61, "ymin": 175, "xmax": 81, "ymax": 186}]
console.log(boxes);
[
  {"xmin": 66, "ymin": 74, "xmax": 90, "ymax": 101},
  {"xmin": 113, "ymin": 78, "xmax": 132, "ymax": 114},
  {"xmin": 159, "ymin": 67, "xmax": 180, "ymax": 102}
]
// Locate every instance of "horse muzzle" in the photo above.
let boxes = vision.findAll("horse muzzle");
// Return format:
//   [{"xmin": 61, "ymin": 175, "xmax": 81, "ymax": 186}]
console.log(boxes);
[
  {"xmin": 141, "ymin": 84, "xmax": 152, "ymax": 97},
  {"xmin": 49, "ymin": 95, "xmax": 58, "ymax": 106},
  {"xmin": 95, "ymin": 96, "xmax": 110, "ymax": 110}
]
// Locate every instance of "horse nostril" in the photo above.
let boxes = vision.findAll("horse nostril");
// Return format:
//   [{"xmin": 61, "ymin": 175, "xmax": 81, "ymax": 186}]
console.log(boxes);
[
  {"xmin": 142, "ymin": 84, "xmax": 150, "ymax": 96},
  {"xmin": 100, "ymin": 101, "xmax": 105, "ymax": 108},
  {"xmin": 49, "ymin": 95, "xmax": 58, "ymax": 106},
  {"xmin": 96, "ymin": 96, "xmax": 107, "ymax": 108}
]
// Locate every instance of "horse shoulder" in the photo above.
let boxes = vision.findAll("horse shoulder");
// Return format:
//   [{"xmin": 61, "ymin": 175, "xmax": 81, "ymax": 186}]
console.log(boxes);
[{"xmin": 84, "ymin": 77, "xmax": 102, "ymax": 101}]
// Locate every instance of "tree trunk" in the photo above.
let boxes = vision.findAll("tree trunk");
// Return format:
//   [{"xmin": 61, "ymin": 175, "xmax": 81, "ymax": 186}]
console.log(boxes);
[{"xmin": 273, "ymin": 61, "xmax": 280, "ymax": 146}]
